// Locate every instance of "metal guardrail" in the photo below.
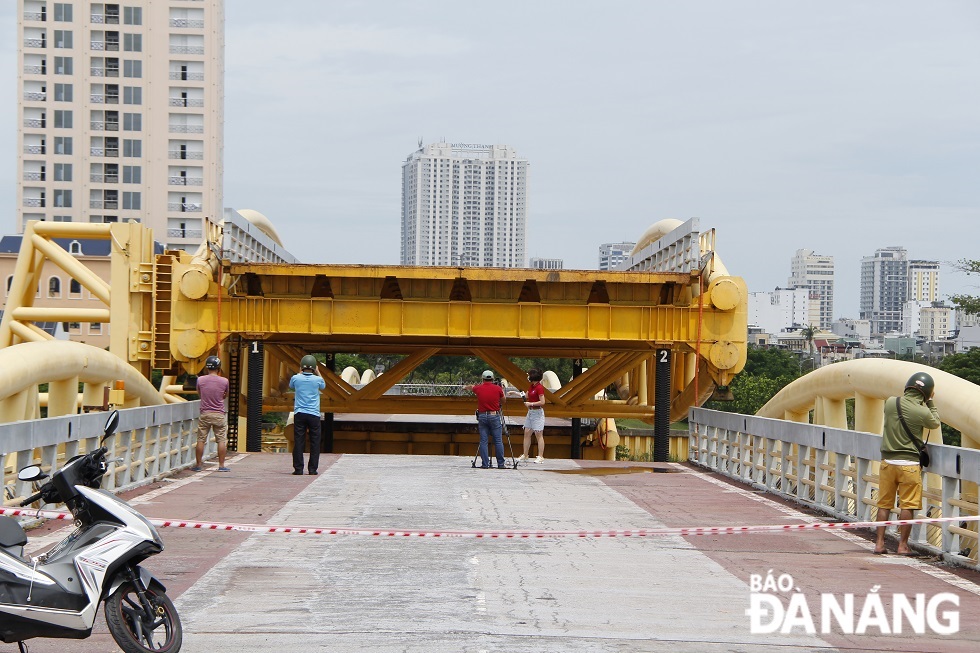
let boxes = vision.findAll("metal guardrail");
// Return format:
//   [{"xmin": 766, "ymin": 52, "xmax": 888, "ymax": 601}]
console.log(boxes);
[
  {"xmin": 620, "ymin": 217, "xmax": 702, "ymax": 273},
  {"xmin": 2, "ymin": 402, "xmax": 203, "ymax": 508},
  {"xmin": 688, "ymin": 407, "xmax": 980, "ymax": 570}
]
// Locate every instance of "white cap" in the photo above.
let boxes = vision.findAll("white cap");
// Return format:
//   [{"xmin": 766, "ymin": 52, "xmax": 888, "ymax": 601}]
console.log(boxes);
[{"xmin": 482, "ymin": 370, "xmax": 494, "ymax": 379}]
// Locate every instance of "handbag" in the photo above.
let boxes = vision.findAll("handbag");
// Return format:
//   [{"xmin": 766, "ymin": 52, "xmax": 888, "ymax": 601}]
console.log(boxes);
[{"xmin": 895, "ymin": 397, "xmax": 930, "ymax": 467}]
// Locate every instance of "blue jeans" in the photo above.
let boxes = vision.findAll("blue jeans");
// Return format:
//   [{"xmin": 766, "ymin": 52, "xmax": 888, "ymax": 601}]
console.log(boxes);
[{"xmin": 478, "ymin": 413, "xmax": 505, "ymax": 468}]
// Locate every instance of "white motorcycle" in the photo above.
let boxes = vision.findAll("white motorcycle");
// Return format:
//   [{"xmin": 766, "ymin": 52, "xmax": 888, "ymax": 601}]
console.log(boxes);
[{"xmin": 0, "ymin": 410, "xmax": 182, "ymax": 652}]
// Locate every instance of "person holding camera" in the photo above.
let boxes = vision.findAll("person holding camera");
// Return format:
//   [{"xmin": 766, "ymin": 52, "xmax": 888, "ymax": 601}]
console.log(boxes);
[
  {"xmin": 290, "ymin": 354, "xmax": 326, "ymax": 476},
  {"xmin": 874, "ymin": 371, "xmax": 940, "ymax": 555},
  {"xmin": 516, "ymin": 368, "xmax": 546, "ymax": 464},
  {"xmin": 466, "ymin": 370, "xmax": 507, "ymax": 469}
]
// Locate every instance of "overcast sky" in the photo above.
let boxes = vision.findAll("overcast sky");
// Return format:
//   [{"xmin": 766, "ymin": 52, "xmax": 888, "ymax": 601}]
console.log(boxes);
[{"xmin": 3, "ymin": 1, "xmax": 979, "ymax": 320}]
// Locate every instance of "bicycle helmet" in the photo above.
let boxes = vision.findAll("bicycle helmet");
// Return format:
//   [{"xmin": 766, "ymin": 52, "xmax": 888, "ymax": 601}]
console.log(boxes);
[{"xmin": 301, "ymin": 354, "xmax": 318, "ymax": 371}]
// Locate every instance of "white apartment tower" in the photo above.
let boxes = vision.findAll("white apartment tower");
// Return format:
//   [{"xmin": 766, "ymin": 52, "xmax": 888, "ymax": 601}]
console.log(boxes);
[
  {"xmin": 17, "ymin": 0, "xmax": 225, "ymax": 251},
  {"xmin": 787, "ymin": 249, "xmax": 835, "ymax": 329},
  {"xmin": 599, "ymin": 241, "xmax": 636, "ymax": 271},
  {"xmin": 908, "ymin": 260, "xmax": 940, "ymax": 302},
  {"xmin": 401, "ymin": 142, "xmax": 527, "ymax": 267},
  {"xmin": 860, "ymin": 246, "xmax": 908, "ymax": 336}
]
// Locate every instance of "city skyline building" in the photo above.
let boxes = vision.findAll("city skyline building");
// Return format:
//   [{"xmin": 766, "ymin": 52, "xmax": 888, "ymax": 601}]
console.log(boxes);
[
  {"xmin": 908, "ymin": 259, "xmax": 940, "ymax": 303},
  {"xmin": 17, "ymin": 0, "xmax": 225, "ymax": 251},
  {"xmin": 748, "ymin": 287, "xmax": 809, "ymax": 336},
  {"xmin": 530, "ymin": 257, "xmax": 562, "ymax": 270},
  {"xmin": 860, "ymin": 246, "xmax": 908, "ymax": 336},
  {"xmin": 787, "ymin": 248, "xmax": 835, "ymax": 329},
  {"xmin": 599, "ymin": 241, "xmax": 636, "ymax": 271},
  {"xmin": 400, "ymin": 142, "xmax": 527, "ymax": 268}
]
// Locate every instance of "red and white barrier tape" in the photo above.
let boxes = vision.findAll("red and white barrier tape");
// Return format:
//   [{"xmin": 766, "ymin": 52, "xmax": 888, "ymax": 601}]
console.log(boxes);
[{"xmin": 1, "ymin": 506, "xmax": 977, "ymax": 539}]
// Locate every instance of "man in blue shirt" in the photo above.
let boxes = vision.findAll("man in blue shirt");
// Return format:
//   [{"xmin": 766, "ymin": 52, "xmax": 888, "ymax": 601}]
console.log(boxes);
[{"xmin": 290, "ymin": 354, "xmax": 327, "ymax": 475}]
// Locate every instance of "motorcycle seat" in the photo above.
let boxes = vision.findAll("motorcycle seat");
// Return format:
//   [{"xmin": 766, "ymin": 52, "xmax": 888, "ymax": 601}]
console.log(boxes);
[{"xmin": 0, "ymin": 515, "xmax": 28, "ymax": 548}]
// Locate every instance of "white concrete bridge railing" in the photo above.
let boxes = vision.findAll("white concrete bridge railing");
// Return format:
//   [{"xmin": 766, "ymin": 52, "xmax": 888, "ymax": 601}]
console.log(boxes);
[
  {"xmin": 2, "ymin": 402, "xmax": 203, "ymax": 507},
  {"xmin": 689, "ymin": 407, "xmax": 980, "ymax": 570}
]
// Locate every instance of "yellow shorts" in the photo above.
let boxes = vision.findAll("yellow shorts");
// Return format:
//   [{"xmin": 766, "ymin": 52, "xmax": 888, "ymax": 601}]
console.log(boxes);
[{"xmin": 876, "ymin": 461, "xmax": 922, "ymax": 510}]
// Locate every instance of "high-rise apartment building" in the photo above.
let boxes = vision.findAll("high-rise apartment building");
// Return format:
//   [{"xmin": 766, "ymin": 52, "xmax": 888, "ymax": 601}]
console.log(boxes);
[
  {"xmin": 530, "ymin": 257, "xmax": 562, "ymax": 270},
  {"xmin": 787, "ymin": 249, "xmax": 834, "ymax": 329},
  {"xmin": 860, "ymin": 246, "xmax": 908, "ymax": 336},
  {"xmin": 599, "ymin": 241, "xmax": 636, "ymax": 271},
  {"xmin": 748, "ymin": 287, "xmax": 810, "ymax": 336},
  {"xmin": 908, "ymin": 260, "xmax": 940, "ymax": 302},
  {"xmin": 17, "ymin": 0, "xmax": 224, "ymax": 251},
  {"xmin": 401, "ymin": 142, "xmax": 527, "ymax": 268}
]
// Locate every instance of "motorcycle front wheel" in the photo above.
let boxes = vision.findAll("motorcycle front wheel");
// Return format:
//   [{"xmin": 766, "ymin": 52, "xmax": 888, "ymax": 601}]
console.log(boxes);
[{"xmin": 104, "ymin": 581, "xmax": 183, "ymax": 653}]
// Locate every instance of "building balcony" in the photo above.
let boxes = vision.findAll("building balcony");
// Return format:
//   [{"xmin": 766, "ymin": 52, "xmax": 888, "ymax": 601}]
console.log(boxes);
[
  {"xmin": 170, "ymin": 45, "xmax": 205, "ymax": 55},
  {"xmin": 24, "ymin": 145, "xmax": 45, "ymax": 155},
  {"xmin": 169, "ymin": 71, "xmax": 205, "ymax": 81},
  {"xmin": 105, "ymin": 94, "xmax": 119, "ymax": 104},
  {"xmin": 23, "ymin": 91, "xmax": 47, "ymax": 101},
  {"xmin": 91, "ymin": 94, "xmax": 104, "ymax": 104},
  {"xmin": 24, "ymin": 64, "xmax": 44, "ymax": 74},
  {"xmin": 23, "ymin": 172, "xmax": 44, "ymax": 182},
  {"xmin": 170, "ymin": 19, "xmax": 206, "ymax": 29},
  {"xmin": 169, "ymin": 124, "xmax": 204, "ymax": 134},
  {"xmin": 24, "ymin": 38, "xmax": 46, "ymax": 49},
  {"xmin": 90, "ymin": 174, "xmax": 119, "ymax": 184},
  {"xmin": 167, "ymin": 228, "xmax": 203, "ymax": 239},
  {"xmin": 24, "ymin": 198, "xmax": 45, "ymax": 208},
  {"xmin": 90, "ymin": 200, "xmax": 119, "ymax": 210},
  {"xmin": 168, "ymin": 176, "xmax": 204, "ymax": 186},
  {"xmin": 168, "ymin": 150, "xmax": 204, "ymax": 160},
  {"xmin": 91, "ymin": 41, "xmax": 105, "ymax": 51},
  {"xmin": 24, "ymin": 12, "xmax": 45, "ymax": 22},
  {"xmin": 169, "ymin": 97, "xmax": 205, "ymax": 107},
  {"xmin": 168, "ymin": 202, "xmax": 202, "ymax": 213},
  {"xmin": 23, "ymin": 118, "xmax": 45, "ymax": 128}
]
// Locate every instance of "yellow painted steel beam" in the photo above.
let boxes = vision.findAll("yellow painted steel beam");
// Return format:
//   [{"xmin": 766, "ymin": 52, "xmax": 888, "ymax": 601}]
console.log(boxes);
[{"xmin": 351, "ymin": 347, "xmax": 439, "ymax": 401}]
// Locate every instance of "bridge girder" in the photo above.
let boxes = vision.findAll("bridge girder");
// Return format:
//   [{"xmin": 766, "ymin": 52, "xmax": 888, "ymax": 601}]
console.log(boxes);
[{"xmin": 0, "ymin": 221, "xmax": 749, "ymax": 425}]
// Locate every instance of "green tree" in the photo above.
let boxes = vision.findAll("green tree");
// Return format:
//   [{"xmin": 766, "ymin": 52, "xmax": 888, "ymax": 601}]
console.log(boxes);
[
  {"xmin": 741, "ymin": 346, "xmax": 804, "ymax": 378},
  {"xmin": 705, "ymin": 345, "xmax": 801, "ymax": 415},
  {"xmin": 938, "ymin": 348, "xmax": 980, "ymax": 386},
  {"xmin": 950, "ymin": 259, "xmax": 980, "ymax": 316}
]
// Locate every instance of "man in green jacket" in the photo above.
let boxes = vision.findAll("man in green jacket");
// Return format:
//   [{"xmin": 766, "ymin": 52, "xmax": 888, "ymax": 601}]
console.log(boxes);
[{"xmin": 874, "ymin": 372, "xmax": 941, "ymax": 555}]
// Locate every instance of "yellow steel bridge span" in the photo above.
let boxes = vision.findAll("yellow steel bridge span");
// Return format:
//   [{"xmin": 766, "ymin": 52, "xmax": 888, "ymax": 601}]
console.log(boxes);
[{"xmin": 0, "ymin": 218, "xmax": 748, "ymax": 454}]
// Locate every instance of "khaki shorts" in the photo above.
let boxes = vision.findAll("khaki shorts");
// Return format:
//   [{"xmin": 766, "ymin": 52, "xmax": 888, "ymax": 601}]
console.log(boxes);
[
  {"xmin": 876, "ymin": 461, "xmax": 922, "ymax": 510},
  {"xmin": 197, "ymin": 412, "xmax": 228, "ymax": 446}
]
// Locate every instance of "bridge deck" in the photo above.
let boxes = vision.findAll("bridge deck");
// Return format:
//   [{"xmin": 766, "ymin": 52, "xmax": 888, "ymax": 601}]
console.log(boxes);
[{"xmin": 25, "ymin": 453, "xmax": 980, "ymax": 652}]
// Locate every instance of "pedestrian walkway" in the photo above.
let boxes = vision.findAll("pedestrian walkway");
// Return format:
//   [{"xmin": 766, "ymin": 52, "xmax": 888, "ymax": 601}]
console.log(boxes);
[{"xmin": 20, "ymin": 453, "xmax": 980, "ymax": 652}]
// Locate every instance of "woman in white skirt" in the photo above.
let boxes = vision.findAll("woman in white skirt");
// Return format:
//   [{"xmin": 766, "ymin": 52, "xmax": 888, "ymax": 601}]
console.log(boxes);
[{"xmin": 517, "ymin": 368, "xmax": 546, "ymax": 463}]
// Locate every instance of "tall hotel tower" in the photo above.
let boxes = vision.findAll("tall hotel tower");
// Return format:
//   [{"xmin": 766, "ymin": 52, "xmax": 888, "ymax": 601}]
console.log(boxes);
[
  {"xmin": 860, "ymin": 246, "xmax": 908, "ymax": 336},
  {"xmin": 401, "ymin": 142, "xmax": 527, "ymax": 267},
  {"xmin": 787, "ymin": 249, "xmax": 835, "ymax": 329},
  {"xmin": 17, "ymin": 0, "xmax": 224, "ymax": 251}
]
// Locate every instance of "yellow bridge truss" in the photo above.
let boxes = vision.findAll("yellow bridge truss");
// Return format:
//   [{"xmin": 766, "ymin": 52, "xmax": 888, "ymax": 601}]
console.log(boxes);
[{"xmin": 0, "ymin": 220, "xmax": 749, "ymax": 426}]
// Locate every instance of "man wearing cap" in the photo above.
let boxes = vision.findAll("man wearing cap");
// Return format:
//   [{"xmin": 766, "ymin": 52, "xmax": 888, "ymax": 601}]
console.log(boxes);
[{"xmin": 467, "ymin": 370, "xmax": 507, "ymax": 469}]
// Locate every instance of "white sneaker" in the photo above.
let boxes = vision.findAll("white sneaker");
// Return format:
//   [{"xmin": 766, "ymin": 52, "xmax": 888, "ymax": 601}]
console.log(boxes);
[
  {"xmin": 517, "ymin": 454, "xmax": 527, "ymax": 462},
  {"xmin": 534, "ymin": 456, "xmax": 544, "ymax": 464}
]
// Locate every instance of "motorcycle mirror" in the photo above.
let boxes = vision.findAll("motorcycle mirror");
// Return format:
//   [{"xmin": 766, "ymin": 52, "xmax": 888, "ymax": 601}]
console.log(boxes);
[
  {"xmin": 17, "ymin": 465, "xmax": 47, "ymax": 482},
  {"xmin": 102, "ymin": 410, "xmax": 120, "ymax": 440}
]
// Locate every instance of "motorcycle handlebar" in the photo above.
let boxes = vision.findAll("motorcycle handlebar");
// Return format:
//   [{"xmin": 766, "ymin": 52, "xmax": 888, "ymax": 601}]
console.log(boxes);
[{"xmin": 20, "ymin": 491, "xmax": 43, "ymax": 507}]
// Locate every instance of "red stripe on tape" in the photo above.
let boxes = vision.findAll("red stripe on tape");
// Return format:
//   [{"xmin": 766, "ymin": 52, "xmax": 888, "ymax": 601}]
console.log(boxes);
[{"xmin": 1, "ymin": 506, "xmax": 976, "ymax": 539}]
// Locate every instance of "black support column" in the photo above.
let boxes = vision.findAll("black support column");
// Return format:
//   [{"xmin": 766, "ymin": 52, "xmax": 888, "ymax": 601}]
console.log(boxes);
[
  {"xmin": 322, "ymin": 353, "xmax": 334, "ymax": 453},
  {"xmin": 570, "ymin": 358, "xmax": 583, "ymax": 459},
  {"xmin": 246, "ymin": 340, "xmax": 264, "ymax": 453},
  {"xmin": 654, "ymin": 348, "xmax": 671, "ymax": 462}
]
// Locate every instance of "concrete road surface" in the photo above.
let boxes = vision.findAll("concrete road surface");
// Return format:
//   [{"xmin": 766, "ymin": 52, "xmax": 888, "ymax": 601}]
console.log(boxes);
[{"xmin": 16, "ymin": 453, "xmax": 980, "ymax": 652}]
